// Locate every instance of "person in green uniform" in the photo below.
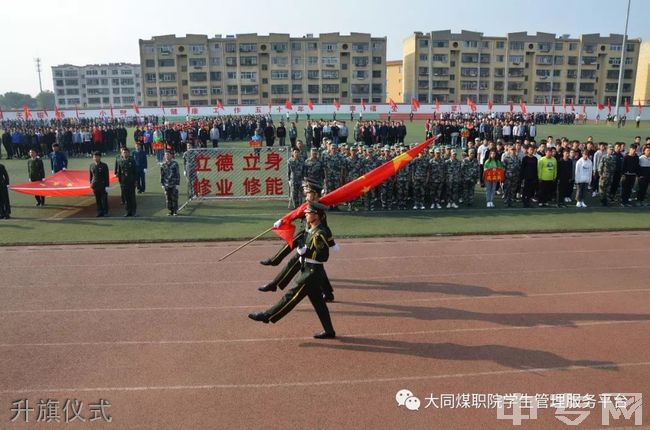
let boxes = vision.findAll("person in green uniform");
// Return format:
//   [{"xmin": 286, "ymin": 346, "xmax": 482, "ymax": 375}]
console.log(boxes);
[
  {"xmin": 249, "ymin": 202, "xmax": 336, "ymax": 339},
  {"xmin": 115, "ymin": 147, "xmax": 138, "ymax": 217},
  {"xmin": 27, "ymin": 149, "xmax": 45, "ymax": 206},
  {"xmin": 0, "ymin": 162, "xmax": 10, "ymax": 219},
  {"xmin": 89, "ymin": 151, "xmax": 110, "ymax": 217}
]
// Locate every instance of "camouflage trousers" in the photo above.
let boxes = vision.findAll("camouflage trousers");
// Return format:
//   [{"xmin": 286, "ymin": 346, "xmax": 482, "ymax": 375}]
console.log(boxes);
[
  {"xmin": 430, "ymin": 181, "xmax": 444, "ymax": 204},
  {"xmin": 412, "ymin": 179, "xmax": 427, "ymax": 206},
  {"xmin": 325, "ymin": 177, "xmax": 341, "ymax": 196},
  {"xmin": 503, "ymin": 176, "xmax": 520, "ymax": 204},
  {"xmin": 395, "ymin": 180, "xmax": 410, "ymax": 209},
  {"xmin": 380, "ymin": 181, "xmax": 394, "ymax": 209},
  {"xmin": 364, "ymin": 189, "xmax": 378, "ymax": 210},
  {"xmin": 289, "ymin": 181, "xmax": 302, "ymax": 209},
  {"xmin": 462, "ymin": 181, "xmax": 476, "ymax": 205},
  {"xmin": 599, "ymin": 177, "xmax": 613, "ymax": 204},
  {"xmin": 446, "ymin": 180, "xmax": 460, "ymax": 204}
]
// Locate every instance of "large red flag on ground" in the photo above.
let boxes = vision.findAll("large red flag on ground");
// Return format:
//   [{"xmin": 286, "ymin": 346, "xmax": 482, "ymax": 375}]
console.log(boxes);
[
  {"xmin": 285, "ymin": 99, "xmax": 293, "ymax": 110},
  {"xmin": 23, "ymin": 105, "xmax": 31, "ymax": 120},
  {"xmin": 272, "ymin": 135, "xmax": 438, "ymax": 246},
  {"xmin": 307, "ymin": 99, "xmax": 314, "ymax": 111},
  {"xmin": 9, "ymin": 170, "xmax": 118, "ymax": 197}
]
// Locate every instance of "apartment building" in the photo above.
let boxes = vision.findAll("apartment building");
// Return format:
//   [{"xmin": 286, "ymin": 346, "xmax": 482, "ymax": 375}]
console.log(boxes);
[
  {"xmin": 633, "ymin": 41, "xmax": 650, "ymax": 105},
  {"xmin": 139, "ymin": 33, "xmax": 387, "ymax": 107},
  {"xmin": 403, "ymin": 30, "xmax": 640, "ymax": 106},
  {"xmin": 386, "ymin": 60, "xmax": 403, "ymax": 103},
  {"xmin": 52, "ymin": 63, "xmax": 142, "ymax": 109}
]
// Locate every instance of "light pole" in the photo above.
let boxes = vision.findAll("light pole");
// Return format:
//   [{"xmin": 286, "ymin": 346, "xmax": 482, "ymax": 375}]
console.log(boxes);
[{"xmin": 614, "ymin": 0, "xmax": 631, "ymax": 127}]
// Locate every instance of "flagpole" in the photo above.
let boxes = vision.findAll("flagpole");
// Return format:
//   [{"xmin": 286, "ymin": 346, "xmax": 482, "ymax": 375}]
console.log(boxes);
[
  {"xmin": 218, "ymin": 227, "xmax": 273, "ymax": 262},
  {"xmin": 614, "ymin": 0, "xmax": 631, "ymax": 128}
]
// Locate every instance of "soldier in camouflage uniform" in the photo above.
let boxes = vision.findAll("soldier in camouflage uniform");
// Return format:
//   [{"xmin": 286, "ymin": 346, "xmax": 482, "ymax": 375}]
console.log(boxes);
[
  {"xmin": 395, "ymin": 146, "xmax": 411, "ymax": 210},
  {"xmin": 411, "ymin": 149, "xmax": 430, "ymax": 210},
  {"xmin": 461, "ymin": 149, "xmax": 480, "ymax": 206},
  {"xmin": 598, "ymin": 144, "xmax": 617, "ymax": 206},
  {"xmin": 160, "ymin": 150, "xmax": 181, "ymax": 216},
  {"xmin": 428, "ymin": 147, "xmax": 446, "ymax": 209},
  {"xmin": 378, "ymin": 146, "xmax": 395, "ymax": 210},
  {"xmin": 501, "ymin": 144, "xmax": 520, "ymax": 207},
  {"xmin": 345, "ymin": 145, "xmax": 365, "ymax": 211},
  {"xmin": 323, "ymin": 144, "xmax": 346, "ymax": 207},
  {"xmin": 445, "ymin": 151, "xmax": 461, "ymax": 208},
  {"xmin": 363, "ymin": 146, "xmax": 380, "ymax": 210},
  {"xmin": 288, "ymin": 148, "xmax": 305, "ymax": 209},
  {"xmin": 304, "ymin": 148, "xmax": 325, "ymax": 191}
]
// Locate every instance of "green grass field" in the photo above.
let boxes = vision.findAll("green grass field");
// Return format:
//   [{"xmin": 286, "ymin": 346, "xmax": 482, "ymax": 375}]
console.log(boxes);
[{"xmin": 1, "ymin": 120, "xmax": 649, "ymax": 246}]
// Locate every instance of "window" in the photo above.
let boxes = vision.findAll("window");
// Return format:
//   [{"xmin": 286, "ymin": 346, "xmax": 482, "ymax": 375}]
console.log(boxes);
[
  {"xmin": 240, "ymin": 85, "xmax": 258, "ymax": 95},
  {"xmin": 190, "ymin": 87, "xmax": 208, "ymax": 96},
  {"xmin": 87, "ymin": 98, "xmax": 101, "ymax": 104},
  {"xmin": 293, "ymin": 57, "xmax": 303, "ymax": 65},
  {"xmin": 418, "ymin": 54, "xmax": 428, "ymax": 61},
  {"xmin": 566, "ymin": 83, "xmax": 575, "ymax": 92},
  {"xmin": 226, "ymin": 85, "xmax": 238, "ymax": 95},
  {"xmin": 160, "ymin": 87, "xmax": 177, "ymax": 96},
  {"xmin": 580, "ymin": 83, "xmax": 595, "ymax": 92},
  {"xmin": 460, "ymin": 81, "xmax": 478, "ymax": 90},
  {"xmin": 508, "ymin": 68, "xmax": 524, "ymax": 78},
  {"xmin": 322, "ymin": 84, "xmax": 339, "ymax": 94},
  {"xmin": 189, "ymin": 72, "xmax": 207, "ymax": 82},
  {"xmin": 580, "ymin": 70, "xmax": 596, "ymax": 79},
  {"xmin": 352, "ymin": 42, "xmax": 369, "ymax": 52},
  {"xmin": 225, "ymin": 43, "xmax": 236, "ymax": 53},
  {"xmin": 432, "ymin": 54, "xmax": 448, "ymax": 62},
  {"xmin": 508, "ymin": 82, "xmax": 524, "ymax": 91},
  {"xmin": 159, "ymin": 73, "xmax": 176, "ymax": 82},
  {"xmin": 239, "ymin": 43, "xmax": 257, "ymax": 52},
  {"xmin": 271, "ymin": 42, "xmax": 288, "ymax": 52},
  {"xmin": 626, "ymin": 43, "xmax": 635, "ymax": 52},
  {"xmin": 87, "ymin": 88, "xmax": 109, "ymax": 95},
  {"xmin": 610, "ymin": 44, "xmax": 622, "ymax": 52},
  {"xmin": 54, "ymin": 70, "xmax": 63, "ymax": 77},
  {"xmin": 240, "ymin": 56, "xmax": 258, "ymax": 66},
  {"xmin": 307, "ymin": 70, "xmax": 319, "ymax": 79},
  {"xmin": 495, "ymin": 55, "xmax": 504, "ymax": 63},
  {"xmin": 211, "ymin": 57, "xmax": 221, "ymax": 66},
  {"xmin": 567, "ymin": 70, "xmax": 577, "ymax": 79},
  {"xmin": 270, "ymin": 70, "xmax": 289, "ymax": 80},
  {"xmin": 582, "ymin": 44, "xmax": 595, "ymax": 53},
  {"xmin": 419, "ymin": 39, "xmax": 429, "ymax": 48},
  {"xmin": 461, "ymin": 67, "xmax": 478, "ymax": 77},
  {"xmin": 112, "ymin": 87, "xmax": 120, "ymax": 94},
  {"xmin": 189, "ymin": 58, "xmax": 206, "ymax": 67},
  {"xmin": 494, "ymin": 68, "xmax": 504, "ymax": 77},
  {"xmin": 372, "ymin": 56, "xmax": 382, "ymax": 65},
  {"xmin": 146, "ymin": 88, "xmax": 157, "ymax": 96},
  {"xmin": 111, "ymin": 78, "xmax": 120, "ymax": 86},
  {"xmin": 271, "ymin": 84, "xmax": 289, "ymax": 94},
  {"xmin": 210, "ymin": 71, "xmax": 222, "ymax": 81},
  {"xmin": 86, "ymin": 69, "xmax": 98, "ymax": 76},
  {"xmin": 494, "ymin": 81, "xmax": 504, "ymax": 91},
  {"xmin": 463, "ymin": 40, "xmax": 478, "ymax": 48},
  {"xmin": 307, "ymin": 56, "xmax": 318, "ymax": 66},
  {"xmin": 158, "ymin": 59, "xmax": 175, "ymax": 67},
  {"xmin": 292, "ymin": 84, "xmax": 303, "ymax": 93},
  {"xmin": 159, "ymin": 45, "xmax": 172, "ymax": 54},
  {"xmin": 353, "ymin": 70, "xmax": 368, "ymax": 80},
  {"xmin": 555, "ymin": 42, "xmax": 563, "ymax": 51},
  {"xmin": 536, "ymin": 55, "xmax": 553, "ymax": 65},
  {"xmin": 496, "ymin": 41, "xmax": 505, "ymax": 49},
  {"xmin": 86, "ymin": 79, "xmax": 99, "ymax": 86},
  {"xmin": 190, "ymin": 44, "xmax": 205, "ymax": 54},
  {"xmin": 240, "ymin": 71, "xmax": 257, "ymax": 80},
  {"xmin": 63, "ymin": 70, "xmax": 78, "ymax": 77},
  {"xmin": 291, "ymin": 71, "xmax": 303, "ymax": 80},
  {"xmin": 353, "ymin": 56, "xmax": 369, "ymax": 67},
  {"xmin": 418, "ymin": 80, "xmax": 429, "ymax": 89},
  {"xmin": 509, "ymin": 55, "xmax": 524, "ymax": 64},
  {"xmin": 431, "ymin": 81, "xmax": 448, "ymax": 89},
  {"xmin": 554, "ymin": 56, "xmax": 564, "ymax": 65},
  {"xmin": 271, "ymin": 56, "xmax": 288, "ymax": 66},
  {"xmin": 568, "ymin": 56, "xmax": 578, "ymax": 66},
  {"xmin": 66, "ymin": 88, "xmax": 79, "ymax": 95},
  {"xmin": 322, "ymin": 43, "xmax": 337, "ymax": 52},
  {"xmin": 569, "ymin": 43, "xmax": 577, "ymax": 51},
  {"xmin": 225, "ymin": 57, "xmax": 237, "ymax": 67},
  {"xmin": 538, "ymin": 42, "xmax": 552, "ymax": 52},
  {"xmin": 142, "ymin": 45, "xmax": 155, "ymax": 54},
  {"xmin": 321, "ymin": 56, "xmax": 338, "ymax": 66},
  {"xmin": 536, "ymin": 69, "xmax": 551, "ymax": 78},
  {"xmin": 581, "ymin": 56, "xmax": 597, "ymax": 65},
  {"xmin": 291, "ymin": 42, "xmax": 302, "ymax": 51},
  {"xmin": 372, "ymin": 70, "xmax": 381, "ymax": 78},
  {"xmin": 122, "ymin": 88, "xmax": 135, "ymax": 95},
  {"xmin": 308, "ymin": 85, "xmax": 319, "ymax": 94},
  {"xmin": 509, "ymin": 41, "xmax": 524, "ymax": 50},
  {"xmin": 307, "ymin": 42, "xmax": 318, "ymax": 51},
  {"xmin": 210, "ymin": 87, "xmax": 222, "ymax": 95},
  {"xmin": 371, "ymin": 83, "xmax": 382, "ymax": 93},
  {"xmin": 226, "ymin": 72, "xmax": 236, "ymax": 80},
  {"xmin": 322, "ymin": 70, "xmax": 339, "ymax": 79},
  {"xmin": 535, "ymin": 82, "xmax": 551, "ymax": 92},
  {"xmin": 432, "ymin": 40, "xmax": 448, "ymax": 48}
]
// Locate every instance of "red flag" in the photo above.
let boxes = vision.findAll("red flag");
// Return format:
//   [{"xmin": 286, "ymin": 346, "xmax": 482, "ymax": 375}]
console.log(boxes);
[
  {"xmin": 388, "ymin": 98, "xmax": 397, "ymax": 111},
  {"xmin": 273, "ymin": 135, "xmax": 438, "ymax": 245},
  {"xmin": 571, "ymin": 100, "xmax": 575, "ymax": 112},
  {"xmin": 75, "ymin": 105, "xmax": 80, "ymax": 119},
  {"xmin": 133, "ymin": 102, "xmax": 140, "ymax": 115},
  {"xmin": 410, "ymin": 97, "xmax": 420, "ymax": 111},
  {"xmin": 562, "ymin": 99, "xmax": 567, "ymax": 112},
  {"xmin": 109, "ymin": 104, "xmax": 114, "ymax": 119},
  {"xmin": 508, "ymin": 100, "xmax": 513, "ymax": 113},
  {"xmin": 216, "ymin": 99, "xmax": 224, "ymax": 111},
  {"xmin": 638, "ymin": 100, "xmax": 643, "ymax": 115},
  {"xmin": 23, "ymin": 105, "xmax": 31, "ymax": 120},
  {"xmin": 333, "ymin": 99, "xmax": 341, "ymax": 111},
  {"xmin": 160, "ymin": 103, "xmax": 166, "ymax": 115},
  {"xmin": 552, "ymin": 100, "xmax": 556, "ymax": 113},
  {"xmin": 487, "ymin": 100, "xmax": 493, "ymax": 111},
  {"xmin": 307, "ymin": 99, "xmax": 314, "ymax": 111},
  {"xmin": 582, "ymin": 102, "xmax": 586, "ymax": 114},
  {"xmin": 434, "ymin": 99, "xmax": 440, "ymax": 112},
  {"xmin": 268, "ymin": 100, "xmax": 272, "ymax": 113},
  {"xmin": 625, "ymin": 99, "xmax": 630, "ymax": 113},
  {"xmin": 519, "ymin": 99, "xmax": 527, "ymax": 114},
  {"xmin": 607, "ymin": 98, "xmax": 612, "ymax": 114},
  {"xmin": 466, "ymin": 97, "xmax": 472, "ymax": 109},
  {"xmin": 597, "ymin": 102, "xmax": 604, "ymax": 111},
  {"xmin": 285, "ymin": 99, "xmax": 293, "ymax": 110},
  {"xmin": 54, "ymin": 104, "xmax": 62, "ymax": 120},
  {"xmin": 360, "ymin": 98, "xmax": 366, "ymax": 111}
]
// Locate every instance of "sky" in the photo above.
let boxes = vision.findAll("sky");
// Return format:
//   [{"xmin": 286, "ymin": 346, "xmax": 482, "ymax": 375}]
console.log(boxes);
[{"xmin": 2, "ymin": 0, "xmax": 648, "ymax": 96}]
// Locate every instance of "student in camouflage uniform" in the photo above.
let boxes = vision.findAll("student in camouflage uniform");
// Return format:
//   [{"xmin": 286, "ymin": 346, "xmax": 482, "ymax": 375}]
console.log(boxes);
[
  {"xmin": 288, "ymin": 148, "xmax": 305, "ymax": 209},
  {"xmin": 411, "ymin": 150, "xmax": 430, "ymax": 210},
  {"xmin": 378, "ymin": 146, "xmax": 395, "ymax": 210},
  {"xmin": 502, "ymin": 144, "xmax": 520, "ymax": 207},
  {"xmin": 445, "ymin": 151, "xmax": 461, "ymax": 208},
  {"xmin": 461, "ymin": 149, "xmax": 480, "ymax": 206},
  {"xmin": 182, "ymin": 142, "xmax": 196, "ymax": 199},
  {"xmin": 363, "ymin": 146, "xmax": 380, "ymax": 210},
  {"xmin": 160, "ymin": 150, "xmax": 180, "ymax": 216},
  {"xmin": 428, "ymin": 147, "xmax": 446, "ymax": 209},
  {"xmin": 304, "ymin": 148, "xmax": 325, "ymax": 190},
  {"xmin": 395, "ymin": 146, "xmax": 411, "ymax": 210},
  {"xmin": 323, "ymin": 144, "xmax": 345, "ymax": 202},
  {"xmin": 345, "ymin": 145, "xmax": 365, "ymax": 211},
  {"xmin": 598, "ymin": 144, "xmax": 617, "ymax": 206}
]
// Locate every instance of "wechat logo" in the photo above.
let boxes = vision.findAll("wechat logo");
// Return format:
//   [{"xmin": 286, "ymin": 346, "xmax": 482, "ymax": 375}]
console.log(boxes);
[{"xmin": 396, "ymin": 389, "xmax": 421, "ymax": 411}]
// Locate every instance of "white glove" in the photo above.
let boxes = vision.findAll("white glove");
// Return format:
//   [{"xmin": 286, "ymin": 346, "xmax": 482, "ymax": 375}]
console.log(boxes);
[
  {"xmin": 175, "ymin": 185, "xmax": 179, "ymax": 190},
  {"xmin": 51, "ymin": 171, "xmax": 54, "ymax": 174},
  {"xmin": 332, "ymin": 243, "xmax": 340, "ymax": 252},
  {"xmin": 104, "ymin": 187, "xmax": 110, "ymax": 193},
  {"xmin": 162, "ymin": 185, "xmax": 165, "ymax": 190},
  {"xmin": 144, "ymin": 168, "xmax": 148, "ymax": 174},
  {"xmin": 62, "ymin": 168, "xmax": 67, "ymax": 171},
  {"xmin": 296, "ymin": 245, "xmax": 307, "ymax": 255},
  {"xmin": 273, "ymin": 219, "xmax": 282, "ymax": 229}
]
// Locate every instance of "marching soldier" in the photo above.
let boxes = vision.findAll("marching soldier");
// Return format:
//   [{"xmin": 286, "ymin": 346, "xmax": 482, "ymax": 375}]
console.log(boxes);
[
  {"xmin": 160, "ymin": 150, "xmax": 180, "ymax": 216},
  {"xmin": 249, "ymin": 201, "xmax": 336, "ymax": 339},
  {"xmin": 115, "ymin": 147, "xmax": 138, "ymax": 217},
  {"xmin": 89, "ymin": 151, "xmax": 110, "ymax": 217}
]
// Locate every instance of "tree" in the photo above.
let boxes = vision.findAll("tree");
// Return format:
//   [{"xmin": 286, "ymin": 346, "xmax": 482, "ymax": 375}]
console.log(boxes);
[
  {"xmin": 0, "ymin": 92, "xmax": 37, "ymax": 109},
  {"xmin": 35, "ymin": 91, "xmax": 55, "ymax": 109}
]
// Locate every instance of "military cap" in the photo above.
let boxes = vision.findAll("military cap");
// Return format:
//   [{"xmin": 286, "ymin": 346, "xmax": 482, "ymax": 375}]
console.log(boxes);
[
  {"xmin": 434, "ymin": 147, "xmax": 441, "ymax": 153},
  {"xmin": 305, "ymin": 201, "xmax": 327, "ymax": 216},
  {"xmin": 474, "ymin": 137, "xmax": 481, "ymax": 142},
  {"xmin": 93, "ymin": 150, "xmax": 102, "ymax": 156},
  {"xmin": 310, "ymin": 147, "xmax": 318, "ymax": 152},
  {"xmin": 331, "ymin": 143, "xmax": 338, "ymax": 148},
  {"xmin": 468, "ymin": 149, "xmax": 476, "ymax": 154},
  {"xmin": 607, "ymin": 144, "xmax": 615, "ymax": 149},
  {"xmin": 302, "ymin": 178, "xmax": 323, "ymax": 195},
  {"xmin": 444, "ymin": 145, "xmax": 451, "ymax": 150},
  {"xmin": 428, "ymin": 148, "xmax": 435, "ymax": 153},
  {"xmin": 383, "ymin": 145, "xmax": 391, "ymax": 151}
]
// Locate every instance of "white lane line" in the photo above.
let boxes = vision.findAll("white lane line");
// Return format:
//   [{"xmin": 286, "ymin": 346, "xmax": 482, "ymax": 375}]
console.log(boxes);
[
  {"xmin": 1, "ymin": 264, "xmax": 647, "ymax": 290},
  {"xmin": 2, "ymin": 361, "xmax": 649, "ymax": 394},
  {"xmin": 1, "ymin": 286, "xmax": 648, "ymax": 315},
  {"xmin": 3, "ymin": 246, "xmax": 648, "ymax": 268},
  {"xmin": 0, "ymin": 319, "xmax": 648, "ymax": 348}
]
